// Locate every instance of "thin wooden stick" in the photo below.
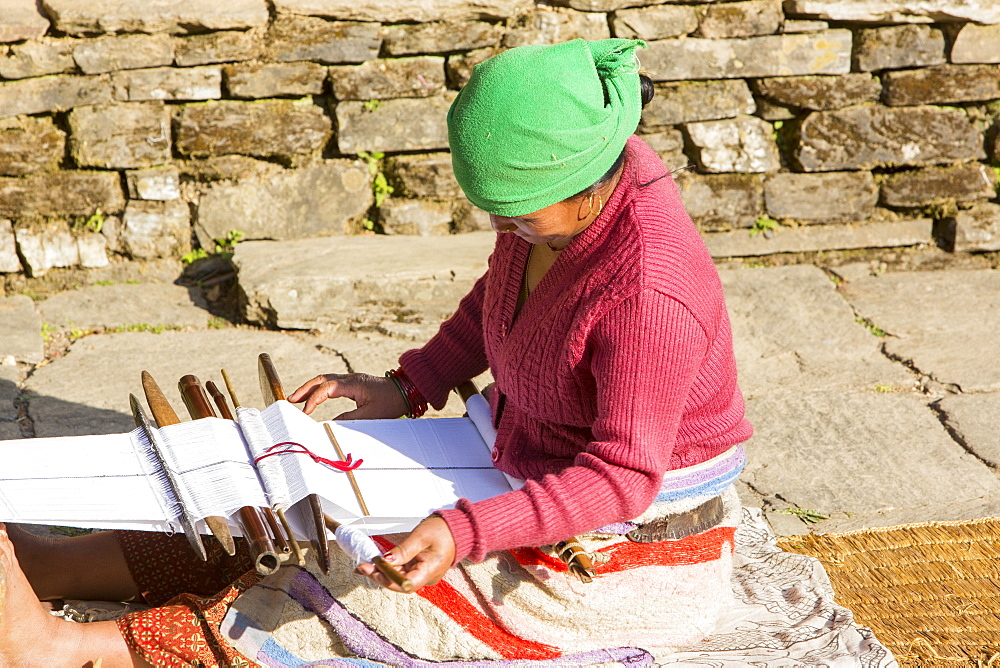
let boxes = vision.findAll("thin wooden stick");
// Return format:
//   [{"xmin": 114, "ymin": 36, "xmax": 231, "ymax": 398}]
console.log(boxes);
[{"xmin": 324, "ymin": 423, "xmax": 370, "ymax": 516}]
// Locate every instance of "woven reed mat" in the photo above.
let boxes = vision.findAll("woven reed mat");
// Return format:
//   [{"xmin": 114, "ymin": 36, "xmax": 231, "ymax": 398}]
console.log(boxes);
[{"xmin": 776, "ymin": 517, "xmax": 1000, "ymax": 667}]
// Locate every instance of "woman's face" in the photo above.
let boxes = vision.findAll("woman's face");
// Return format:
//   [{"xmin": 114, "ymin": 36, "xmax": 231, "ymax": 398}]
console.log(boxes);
[{"xmin": 489, "ymin": 198, "xmax": 589, "ymax": 247}]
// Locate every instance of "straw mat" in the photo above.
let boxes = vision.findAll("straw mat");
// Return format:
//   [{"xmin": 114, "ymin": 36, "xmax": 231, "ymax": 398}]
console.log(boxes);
[{"xmin": 777, "ymin": 517, "xmax": 1000, "ymax": 667}]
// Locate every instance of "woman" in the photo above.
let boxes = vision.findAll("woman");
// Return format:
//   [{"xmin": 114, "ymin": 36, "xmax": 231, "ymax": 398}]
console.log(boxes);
[{"xmin": 0, "ymin": 38, "xmax": 752, "ymax": 665}]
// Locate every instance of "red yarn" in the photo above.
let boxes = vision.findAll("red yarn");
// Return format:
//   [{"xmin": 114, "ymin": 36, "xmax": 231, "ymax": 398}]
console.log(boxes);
[{"xmin": 253, "ymin": 441, "xmax": 363, "ymax": 472}]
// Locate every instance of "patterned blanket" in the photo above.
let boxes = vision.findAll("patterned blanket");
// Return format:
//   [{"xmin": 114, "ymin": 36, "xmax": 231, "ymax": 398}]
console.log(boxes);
[{"xmin": 219, "ymin": 498, "xmax": 895, "ymax": 666}]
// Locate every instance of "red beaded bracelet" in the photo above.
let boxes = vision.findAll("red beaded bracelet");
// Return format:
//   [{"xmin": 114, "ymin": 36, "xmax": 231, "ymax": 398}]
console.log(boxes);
[{"xmin": 386, "ymin": 367, "xmax": 428, "ymax": 418}]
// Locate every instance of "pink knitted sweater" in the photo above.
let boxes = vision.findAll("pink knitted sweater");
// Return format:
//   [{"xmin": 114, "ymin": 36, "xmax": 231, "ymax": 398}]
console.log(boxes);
[{"xmin": 400, "ymin": 136, "xmax": 752, "ymax": 564}]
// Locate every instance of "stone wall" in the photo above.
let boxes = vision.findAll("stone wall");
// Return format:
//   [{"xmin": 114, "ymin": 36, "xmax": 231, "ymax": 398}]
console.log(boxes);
[{"xmin": 2, "ymin": 0, "xmax": 1000, "ymax": 278}]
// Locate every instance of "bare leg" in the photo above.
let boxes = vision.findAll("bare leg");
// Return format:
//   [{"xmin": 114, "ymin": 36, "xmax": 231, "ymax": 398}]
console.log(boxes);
[
  {"xmin": 0, "ymin": 525, "xmax": 150, "ymax": 667},
  {"xmin": 6, "ymin": 525, "xmax": 140, "ymax": 602}
]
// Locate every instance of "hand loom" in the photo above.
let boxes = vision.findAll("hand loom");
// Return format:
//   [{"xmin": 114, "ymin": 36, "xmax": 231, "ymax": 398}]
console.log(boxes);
[{"xmin": 0, "ymin": 356, "xmax": 515, "ymax": 582}]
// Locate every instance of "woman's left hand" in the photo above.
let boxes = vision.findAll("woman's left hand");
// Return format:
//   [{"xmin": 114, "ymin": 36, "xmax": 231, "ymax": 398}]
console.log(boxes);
[{"xmin": 357, "ymin": 515, "xmax": 456, "ymax": 593}]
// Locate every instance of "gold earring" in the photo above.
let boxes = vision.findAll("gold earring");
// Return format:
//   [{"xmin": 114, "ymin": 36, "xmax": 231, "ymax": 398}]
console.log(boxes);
[{"xmin": 588, "ymin": 193, "xmax": 603, "ymax": 217}]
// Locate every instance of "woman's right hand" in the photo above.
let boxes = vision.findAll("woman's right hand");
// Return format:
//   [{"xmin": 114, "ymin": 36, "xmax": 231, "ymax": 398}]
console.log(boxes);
[{"xmin": 288, "ymin": 373, "xmax": 409, "ymax": 420}]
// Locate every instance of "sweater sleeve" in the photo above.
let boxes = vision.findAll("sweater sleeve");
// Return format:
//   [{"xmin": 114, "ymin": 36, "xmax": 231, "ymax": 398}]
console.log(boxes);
[
  {"xmin": 399, "ymin": 273, "xmax": 491, "ymax": 410},
  {"xmin": 438, "ymin": 288, "xmax": 709, "ymax": 563}
]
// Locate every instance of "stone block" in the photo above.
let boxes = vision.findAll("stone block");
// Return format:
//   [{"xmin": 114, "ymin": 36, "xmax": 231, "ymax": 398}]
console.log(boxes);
[
  {"xmin": 880, "ymin": 163, "xmax": 996, "ymax": 208},
  {"xmin": 73, "ymin": 34, "xmax": 173, "ymax": 74},
  {"xmin": 0, "ymin": 40, "xmax": 75, "ymax": 79},
  {"xmin": 445, "ymin": 47, "xmax": 498, "ymax": 89},
  {"xmin": 752, "ymin": 74, "xmax": 881, "ymax": 111},
  {"xmin": 381, "ymin": 21, "xmax": 504, "ymax": 56},
  {"xmin": 180, "ymin": 155, "xmax": 284, "ymax": 182},
  {"xmin": 336, "ymin": 94, "xmax": 456, "ymax": 154},
  {"xmin": 951, "ymin": 23, "xmax": 1000, "ymax": 64},
  {"xmin": 126, "ymin": 166, "xmax": 181, "ymax": 201},
  {"xmin": 0, "ymin": 74, "xmax": 112, "ymax": 120},
  {"xmin": 452, "ymin": 200, "xmax": 492, "ymax": 233},
  {"xmin": 76, "ymin": 232, "xmax": 109, "ymax": 268},
  {"xmin": 853, "ymin": 24, "xmax": 945, "ymax": 72},
  {"xmin": 385, "ymin": 152, "xmax": 461, "ymax": 199},
  {"xmin": 703, "ymin": 218, "xmax": 932, "ymax": 257},
  {"xmin": 68, "ymin": 102, "xmax": 171, "ymax": 169},
  {"xmin": 638, "ymin": 130, "xmax": 689, "ymax": 170},
  {"xmin": 882, "ymin": 64, "xmax": 1000, "ymax": 106},
  {"xmin": 111, "ymin": 66, "xmax": 222, "ymax": 101},
  {"xmin": 98, "ymin": 214, "xmax": 123, "ymax": 253},
  {"xmin": 272, "ymin": 0, "xmax": 533, "ymax": 22},
  {"xmin": 15, "ymin": 222, "xmax": 79, "ymax": 276},
  {"xmin": 643, "ymin": 30, "xmax": 851, "ymax": 81},
  {"xmin": 225, "ymin": 62, "xmax": 326, "ymax": 99},
  {"xmin": 174, "ymin": 30, "xmax": 265, "ymax": 67},
  {"xmin": 0, "ymin": 116, "xmax": 65, "ymax": 177},
  {"xmin": 552, "ymin": 0, "xmax": 648, "ymax": 9},
  {"xmin": 121, "ymin": 199, "xmax": 191, "ymax": 260},
  {"xmin": 0, "ymin": 220, "xmax": 21, "ymax": 273},
  {"xmin": 782, "ymin": 20, "xmax": 829, "ymax": 33},
  {"xmin": 754, "ymin": 99, "xmax": 796, "ymax": 121},
  {"xmin": 233, "ymin": 232, "xmax": 493, "ymax": 330},
  {"xmin": 503, "ymin": 7, "xmax": 610, "ymax": 48},
  {"xmin": 176, "ymin": 98, "xmax": 332, "ymax": 161},
  {"xmin": 784, "ymin": 0, "xmax": 1000, "ymax": 24},
  {"xmin": 638, "ymin": 129, "xmax": 685, "ymax": 154},
  {"xmin": 195, "ymin": 161, "xmax": 371, "ymax": 244},
  {"xmin": 0, "ymin": 171, "xmax": 125, "ymax": 218},
  {"xmin": 795, "ymin": 106, "xmax": 984, "ymax": 172},
  {"xmin": 641, "ymin": 80, "xmax": 755, "ymax": 128},
  {"xmin": 380, "ymin": 198, "xmax": 453, "ymax": 236},
  {"xmin": 685, "ymin": 115, "xmax": 781, "ymax": 174},
  {"xmin": 939, "ymin": 202, "xmax": 1000, "ymax": 252},
  {"xmin": 267, "ymin": 17, "xmax": 382, "ymax": 64},
  {"xmin": 990, "ymin": 121, "xmax": 1000, "ymax": 162},
  {"xmin": 764, "ymin": 171, "xmax": 878, "ymax": 222},
  {"xmin": 611, "ymin": 5, "xmax": 698, "ymax": 40},
  {"xmin": 696, "ymin": 0, "xmax": 783, "ymax": 39},
  {"xmin": 0, "ymin": 0, "xmax": 49, "ymax": 43},
  {"xmin": 676, "ymin": 172, "xmax": 765, "ymax": 230},
  {"xmin": 329, "ymin": 57, "xmax": 446, "ymax": 101},
  {"xmin": 41, "ymin": 0, "xmax": 269, "ymax": 35},
  {"xmin": 0, "ymin": 295, "xmax": 42, "ymax": 364}
]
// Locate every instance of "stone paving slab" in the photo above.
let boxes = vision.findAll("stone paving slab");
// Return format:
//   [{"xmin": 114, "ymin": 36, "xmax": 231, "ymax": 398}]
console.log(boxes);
[
  {"xmin": 810, "ymin": 495, "xmax": 1000, "ymax": 535},
  {"xmin": 233, "ymin": 232, "xmax": 494, "ymax": 330},
  {"xmin": 0, "ymin": 362, "xmax": 21, "ymax": 422},
  {"xmin": 936, "ymin": 393, "xmax": 1000, "ymax": 468},
  {"xmin": 720, "ymin": 265, "xmax": 913, "ymax": 398},
  {"xmin": 839, "ymin": 269, "xmax": 1000, "ymax": 392},
  {"xmin": 0, "ymin": 295, "xmax": 43, "ymax": 364},
  {"xmin": 38, "ymin": 283, "xmax": 213, "ymax": 331},
  {"xmin": 23, "ymin": 329, "xmax": 350, "ymax": 438},
  {"xmin": 742, "ymin": 390, "xmax": 1000, "ymax": 520}
]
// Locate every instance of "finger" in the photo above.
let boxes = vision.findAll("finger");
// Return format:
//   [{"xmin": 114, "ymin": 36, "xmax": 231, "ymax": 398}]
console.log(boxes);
[
  {"xmin": 287, "ymin": 375, "xmax": 332, "ymax": 402},
  {"xmin": 301, "ymin": 380, "xmax": 353, "ymax": 415}
]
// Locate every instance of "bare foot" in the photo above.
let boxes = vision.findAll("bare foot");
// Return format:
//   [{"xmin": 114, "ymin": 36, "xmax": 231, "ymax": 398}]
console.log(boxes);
[
  {"xmin": 0, "ymin": 524, "xmax": 146, "ymax": 667},
  {"xmin": 0, "ymin": 523, "xmax": 70, "ymax": 665}
]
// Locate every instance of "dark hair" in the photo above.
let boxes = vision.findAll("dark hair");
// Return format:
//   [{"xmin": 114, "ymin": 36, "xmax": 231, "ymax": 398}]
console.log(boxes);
[
  {"xmin": 639, "ymin": 73, "xmax": 654, "ymax": 108},
  {"xmin": 571, "ymin": 74, "xmax": 655, "ymax": 200}
]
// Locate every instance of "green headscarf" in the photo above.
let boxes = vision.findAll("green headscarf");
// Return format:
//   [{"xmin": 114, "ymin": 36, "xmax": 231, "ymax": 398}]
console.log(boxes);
[{"xmin": 447, "ymin": 38, "xmax": 646, "ymax": 217}]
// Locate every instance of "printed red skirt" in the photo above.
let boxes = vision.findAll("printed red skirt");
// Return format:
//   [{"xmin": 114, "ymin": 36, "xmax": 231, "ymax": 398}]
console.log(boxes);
[{"xmin": 113, "ymin": 530, "xmax": 262, "ymax": 667}]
